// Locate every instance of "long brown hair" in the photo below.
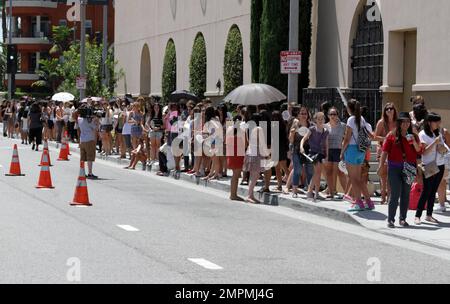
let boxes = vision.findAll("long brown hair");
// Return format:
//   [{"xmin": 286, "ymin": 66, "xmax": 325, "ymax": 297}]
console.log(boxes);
[
  {"xmin": 347, "ymin": 99, "xmax": 362, "ymax": 130},
  {"xmin": 382, "ymin": 102, "xmax": 398, "ymax": 128}
]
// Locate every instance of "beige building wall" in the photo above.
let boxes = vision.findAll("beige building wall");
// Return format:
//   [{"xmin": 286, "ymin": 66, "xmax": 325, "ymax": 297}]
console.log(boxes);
[
  {"xmin": 313, "ymin": 0, "xmax": 450, "ymax": 126},
  {"xmin": 114, "ymin": 0, "xmax": 251, "ymax": 99}
]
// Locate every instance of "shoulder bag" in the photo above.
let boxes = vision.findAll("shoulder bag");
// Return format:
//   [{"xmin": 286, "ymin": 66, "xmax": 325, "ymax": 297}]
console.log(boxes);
[{"xmin": 399, "ymin": 137, "xmax": 417, "ymax": 185}]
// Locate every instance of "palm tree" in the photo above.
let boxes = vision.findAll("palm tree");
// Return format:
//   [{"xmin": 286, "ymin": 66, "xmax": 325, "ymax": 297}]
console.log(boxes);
[{"xmin": 31, "ymin": 58, "xmax": 59, "ymax": 92}]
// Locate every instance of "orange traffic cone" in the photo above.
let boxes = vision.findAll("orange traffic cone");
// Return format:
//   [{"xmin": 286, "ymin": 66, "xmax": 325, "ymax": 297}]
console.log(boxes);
[
  {"xmin": 64, "ymin": 131, "xmax": 72, "ymax": 156},
  {"xmin": 57, "ymin": 137, "xmax": 69, "ymax": 161},
  {"xmin": 70, "ymin": 161, "xmax": 92, "ymax": 206},
  {"xmin": 5, "ymin": 144, "xmax": 25, "ymax": 176},
  {"xmin": 39, "ymin": 140, "xmax": 53, "ymax": 167},
  {"xmin": 36, "ymin": 150, "xmax": 55, "ymax": 189}
]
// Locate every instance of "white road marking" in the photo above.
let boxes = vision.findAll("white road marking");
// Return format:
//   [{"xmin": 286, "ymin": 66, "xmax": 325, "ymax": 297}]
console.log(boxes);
[
  {"xmin": 188, "ymin": 258, "xmax": 223, "ymax": 270},
  {"xmin": 117, "ymin": 225, "xmax": 140, "ymax": 232}
]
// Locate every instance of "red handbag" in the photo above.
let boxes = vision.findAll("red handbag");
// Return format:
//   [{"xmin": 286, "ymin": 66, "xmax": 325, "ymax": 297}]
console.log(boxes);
[{"xmin": 409, "ymin": 182, "xmax": 426, "ymax": 210}]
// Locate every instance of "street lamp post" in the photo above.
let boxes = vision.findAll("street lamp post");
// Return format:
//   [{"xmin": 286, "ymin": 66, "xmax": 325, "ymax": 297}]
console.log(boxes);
[
  {"xmin": 288, "ymin": 0, "xmax": 299, "ymax": 104},
  {"xmin": 79, "ymin": 0, "xmax": 87, "ymax": 100},
  {"xmin": 102, "ymin": 2, "xmax": 109, "ymax": 87},
  {"xmin": 7, "ymin": 0, "xmax": 13, "ymax": 100}
]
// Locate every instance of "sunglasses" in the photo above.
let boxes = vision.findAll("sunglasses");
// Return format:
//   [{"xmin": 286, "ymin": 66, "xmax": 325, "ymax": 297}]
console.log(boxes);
[
  {"xmin": 386, "ymin": 108, "xmax": 394, "ymax": 112},
  {"xmin": 329, "ymin": 113, "xmax": 338, "ymax": 116}
]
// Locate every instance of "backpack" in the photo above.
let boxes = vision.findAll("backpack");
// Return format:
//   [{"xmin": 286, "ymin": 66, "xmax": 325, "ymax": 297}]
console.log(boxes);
[{"xmin": 357, "ymin": 126, "xmax": 371, "ymax": 152}]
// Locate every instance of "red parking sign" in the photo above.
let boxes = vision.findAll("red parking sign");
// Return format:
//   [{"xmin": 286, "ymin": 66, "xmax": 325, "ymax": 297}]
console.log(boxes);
[{"xmin": 280, "ymin": 51, "xmax": 302, "ymax": 74}]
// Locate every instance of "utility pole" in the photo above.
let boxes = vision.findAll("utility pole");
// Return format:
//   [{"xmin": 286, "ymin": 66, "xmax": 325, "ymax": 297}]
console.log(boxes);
[
  {"xmin": 102, "ymin": 1, "xmax": 109, "ymax": 87},
  {"xmin": 288, "ymin": 0, "xmax": 299, "ymax": 103},
  {"xmin": 79, "ymin": 0, "xmax": 87, "ymax": 100},
  {"xmin": 7, "ymin": 0, "xmax": 13, "ymax": 100}
]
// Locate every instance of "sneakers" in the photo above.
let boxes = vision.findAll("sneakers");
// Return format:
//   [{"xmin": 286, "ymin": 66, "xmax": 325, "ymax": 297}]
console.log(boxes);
[
  {"xmin": 434, "ymin": 205, "xmax": 447, "ymax": 213},
  {"xmin": 86, "ymin": 174, "xmax": 98, "ymax": 180},
  {"xmin": 343, "ymin": 195, "xmax": 354, "ymax": 203},
  {"xmin": 306, "ymin": 192, "xmax": 315, "ymax": 202},
  {"xmin": 348, "ymin": 200, "xmax": 366, "ymax": 212},
  {"xmin": 315, "ymin": 193, "xmax": 326, "ymax": 201},
  {"xmin": 365, "ymin": 199, "xmax": 376, "ymax": 211}
]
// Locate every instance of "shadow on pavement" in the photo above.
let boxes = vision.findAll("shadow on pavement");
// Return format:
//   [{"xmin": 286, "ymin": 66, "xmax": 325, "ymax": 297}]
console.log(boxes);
[{"xmin": 354, "ymin": 211, "xmax": 388, "ymax": 221}]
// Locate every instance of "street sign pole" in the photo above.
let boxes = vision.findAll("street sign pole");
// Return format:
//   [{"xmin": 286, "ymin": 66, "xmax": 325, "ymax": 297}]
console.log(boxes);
[
  {"xmin": 7, "ymin": 0, "xmax": 13, "ymax": 100},
  {"xmin": 288, "ymin": 0, "xmax": 299, "ymax": 104},
  {"xmin": 79, "ymin": 0, "xmax": 87, "ymax": 100}
]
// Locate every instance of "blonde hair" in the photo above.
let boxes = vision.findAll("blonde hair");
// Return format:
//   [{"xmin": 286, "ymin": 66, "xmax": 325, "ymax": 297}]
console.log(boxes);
[{"xmin": 314, "ymin": 112, "xmax": 325, "ymax": 120}]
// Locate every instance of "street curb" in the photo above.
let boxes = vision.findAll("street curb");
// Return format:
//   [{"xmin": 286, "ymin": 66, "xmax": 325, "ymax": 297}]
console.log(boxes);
[
  {"xmin": 47, "ymin": 140, "xmax": 450, "ymax": 252},
  {"xmin": 50, "ymin": 140, "xmax": 362, "ymax": 226}
]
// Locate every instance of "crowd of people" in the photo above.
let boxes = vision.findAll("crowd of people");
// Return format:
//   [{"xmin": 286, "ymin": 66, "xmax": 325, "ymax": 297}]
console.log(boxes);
[{"xmin": 1, "ymin": 94, "xmax": 449, "ymax": 228}]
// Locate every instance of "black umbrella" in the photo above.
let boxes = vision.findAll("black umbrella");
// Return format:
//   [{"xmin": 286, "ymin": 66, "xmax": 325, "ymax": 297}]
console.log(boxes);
[{"xmin": 169, "ymin": 90, "xmax": 199, "ymax": 103}]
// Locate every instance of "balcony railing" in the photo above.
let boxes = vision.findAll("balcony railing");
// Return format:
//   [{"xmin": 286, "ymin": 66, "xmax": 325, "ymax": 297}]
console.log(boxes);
[
  {"xmin": 302, "ymin": 87, "xmax": 382, "ymax": 126},
  {"xmin": 6, "ymin": 0, "xmax": 58, "ymax": 9}
]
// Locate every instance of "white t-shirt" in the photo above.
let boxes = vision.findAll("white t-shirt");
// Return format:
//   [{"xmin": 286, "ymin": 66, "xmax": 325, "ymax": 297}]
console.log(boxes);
[
  {"xmin": 419, "ymin": 131, "xmax": 446, "ymax": 166},
  {"xmin": 100, "ymin": 109, "xmax": 113, "ymax": 125},
  {"xmin": 347, "ymin": 116, "xmax": 372, "ymax": 145}
]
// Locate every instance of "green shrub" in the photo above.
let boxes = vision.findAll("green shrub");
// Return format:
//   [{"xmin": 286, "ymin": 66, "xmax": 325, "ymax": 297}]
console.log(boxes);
[
  {"xmin": 224, "ymin": 26, "xmax": 243, "ymax": 95},
  {"xmin": 162, "ymin": 39, "xmax": 177, "ymax": 102},
  {"xmin": 189, "ymin": 33, "xmax": 207, "ymax": 99},
  {"xmin": 251, "ymin": 0, "xmax": 263, "ymax": 83}
]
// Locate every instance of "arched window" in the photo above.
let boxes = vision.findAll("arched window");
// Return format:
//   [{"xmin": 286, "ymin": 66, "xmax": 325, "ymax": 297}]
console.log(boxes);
[{"xmin": 351, "ymin": 3, "xmax": 384, "ymax": 89}]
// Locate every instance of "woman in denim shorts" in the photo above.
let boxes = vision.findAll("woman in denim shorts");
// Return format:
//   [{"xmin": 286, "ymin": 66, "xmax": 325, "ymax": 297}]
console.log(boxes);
[{"xmin": 148, "ymin": 102, "xmax": 164, "ymax": 164}]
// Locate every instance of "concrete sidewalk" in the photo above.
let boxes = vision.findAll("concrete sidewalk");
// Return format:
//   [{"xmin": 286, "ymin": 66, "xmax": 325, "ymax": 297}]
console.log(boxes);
[{"xmin": 44, "ymin": 139, "xmax": 450, "ymax": 252}]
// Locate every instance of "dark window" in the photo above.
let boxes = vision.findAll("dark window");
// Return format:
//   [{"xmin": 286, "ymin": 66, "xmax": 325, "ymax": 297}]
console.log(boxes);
[{"xmin": 351, "ymin": 4, "xmax": 384, "ymax": 89}]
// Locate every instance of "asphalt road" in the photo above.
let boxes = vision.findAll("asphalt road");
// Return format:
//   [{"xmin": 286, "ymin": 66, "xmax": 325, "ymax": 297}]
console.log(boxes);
[{"xmin": 1, "ymin": 137, "xmax": 450, "ymax": 284}]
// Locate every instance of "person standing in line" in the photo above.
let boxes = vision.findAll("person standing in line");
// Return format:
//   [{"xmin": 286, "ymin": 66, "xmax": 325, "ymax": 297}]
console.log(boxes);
[
  {"xmin": 122, "ymin": 104, "xmax": 133, "ymax": 159},
  {"xmin": 288, "ymin": 107, "xmax": 313, "ymax": 197},
  {"xmin": 129, "ymin": 101, "xmax": 144, "ymax": 150},
  {"xmin": 415, "ymin": 113, "xmax": 447, "ymax": 225},
  {"xmin": 272, "ymin": 111, "xmax": 290, "ymax": 193},
  {"xmin": 341, "ymin": 99, "xmax": 375, "ymax": 212},
  {"xmin": 55, "ymin": 102, "xmax": 64, "ymax": 143},
  {"xmin": 324, "ymin": 107, "xmax": 347, "ymax": 199},
  {"xmin": 374, "ymin": 103, "xmax": 398, "ymax": 204},
  {"xmin": 378, "ymin": 112, "xmax": 421, "ymax": 228},
  {"xmin": 244, "ymin": 113, "xmax": 269, "ymax": 204},
  {"xmin": 28, "ymin": 103, "xmax": 43, "ymax": 151},
  {"xmin": 226, "ymin": 115, "xmax": 245, "ymax": 201},
  {"xmin": 300, "ymin": 112, "xmax": 329, "ymax": 202},
  {"xmin": 436, "ymin": 128, "xmax": 450, "ymax": 213}
]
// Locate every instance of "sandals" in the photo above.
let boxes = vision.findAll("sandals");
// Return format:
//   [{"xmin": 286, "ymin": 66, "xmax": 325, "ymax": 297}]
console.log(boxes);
[{"xmin": 425, "ymin": 217, "xmax": 440, "ymax": 224}]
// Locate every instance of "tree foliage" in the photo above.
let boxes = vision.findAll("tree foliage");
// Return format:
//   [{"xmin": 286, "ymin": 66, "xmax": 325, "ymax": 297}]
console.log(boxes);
[
  {"xmin": 250, "ymin": 0, "xmax": 263, "ymax": 83},
  {"xmin": 32, "ymin": 30, "xmax": 122, "ymax": 98},
  {"xmin": 259, "ymin": 0, "xmax": 290, "ymax": 94},
  {"xmin": 224, "ymin": 26, "xmax": 243, "ymax": 95},
  {"xmin": 49, "ymin": 25, "xmax": 72, "ymax": 56},
  {"xmin": 189, "ymin": 33, "xmax": 207, "ymax": 99},
  {"xmin": 254, "ymin": 0, "xmax": 312, "ymax": 100},
  {"xmin": 162, "ymin": 39, "xmax": 177, "ymax": 102}
]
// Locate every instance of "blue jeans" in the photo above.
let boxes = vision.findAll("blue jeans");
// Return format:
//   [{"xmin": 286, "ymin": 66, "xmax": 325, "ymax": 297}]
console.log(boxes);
[
  {"xmin": 293, "ymin": 153, "xmax": 313, "ymax": 187},
  {"xmin": 388, "ymin": 166, "xmax": 412, "ymax": 223}
]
